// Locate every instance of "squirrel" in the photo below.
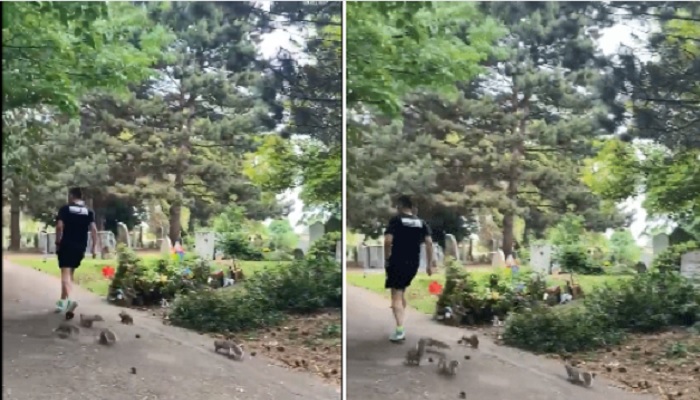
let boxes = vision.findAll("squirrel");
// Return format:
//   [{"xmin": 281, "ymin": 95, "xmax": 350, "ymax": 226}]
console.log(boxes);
[
  {"xmin": 119, "ymin": 311, "xmax": 134, "ymax": 325},
  {"xmin": 98, "ymin": 328, "xmax": 117, "ymax": 346},
  {"xmin": 214, "ymin": 339, "xmax": 245, "ymax": 361},
  {"xmin": 405, "ymin": 337, "xmax": 451, "ymax": 366},
  {"xmin": 437, "ymin": 358, "xmax": 460, "ymax": 376},
  {"xmin": 54, "ymin": 322, "xmax": 80, "ymax": 339},
  {"xmin": 79, "ymin": 313, "xmax": 105, "ymax": 328},
  {"xmin": 565, "ymin": 363, "xmax": 596, "ymax": 388},
  {"xmin": 459, "ymin": 334, "xmax": 479, "ymax": 349}
]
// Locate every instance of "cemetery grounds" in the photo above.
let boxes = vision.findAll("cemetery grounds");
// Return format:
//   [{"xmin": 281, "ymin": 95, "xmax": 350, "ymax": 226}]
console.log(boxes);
[
  {"xmin": 6, "ymin": 251, "xmax": 342, "ymax": 387},
  {"xmin": 347, "ymin": 263, "xmax": 700, "ymax": 398}
]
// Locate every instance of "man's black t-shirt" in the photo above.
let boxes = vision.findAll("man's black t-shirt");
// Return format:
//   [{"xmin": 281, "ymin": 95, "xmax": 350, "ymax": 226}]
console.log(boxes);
[
  {"xmin": 56, "ymin": 202, "xmax": 95, "ymax": 252},
  {"xmin": 384, "ymin": 213, "xmax": 431, "ymax": 264}
]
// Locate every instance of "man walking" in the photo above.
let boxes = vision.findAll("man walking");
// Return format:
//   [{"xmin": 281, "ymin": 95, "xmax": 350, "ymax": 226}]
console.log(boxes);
[
  {"xmin": 383, "ymin": 195, "xmax": 436, "ymax": 342},
  {"xmin": 54, "ymin": 187, "xmax": 98, "ymax": 315}
]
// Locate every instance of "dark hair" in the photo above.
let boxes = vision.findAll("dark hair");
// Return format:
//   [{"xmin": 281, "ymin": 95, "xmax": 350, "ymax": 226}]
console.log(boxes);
[
  {"xmin": 396, "ymin": 195, "xmax": 413, "ymax": 209},
  {"xmin": 68, "ymin": 187, "xmax": 83, "ymax": 199}
]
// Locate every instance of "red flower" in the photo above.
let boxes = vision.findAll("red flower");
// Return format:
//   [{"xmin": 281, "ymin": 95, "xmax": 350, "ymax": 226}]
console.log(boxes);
[
  {"xmin": 429, "ymin": 281, "xmax": 443, "ymax": 295},
  {"xmin": 102, "ymin": 266, "xmax": 115, "ymax": 279}
]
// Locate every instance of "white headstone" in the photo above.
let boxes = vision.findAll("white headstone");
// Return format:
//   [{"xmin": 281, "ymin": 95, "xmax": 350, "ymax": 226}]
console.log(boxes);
[
  {"xmin": 335, "ymin": 241, "xmax": 342, "ymax": 262},
  {"xmin": 88, "ymin": 231, "xmax": 116, "ymax": 253},
  {"xmin": 160, "ymin": 236, "xmax": 172, "ymax": 256},
  {"xmin": 491, "ymin": 249, "xmax": 506, "ymax": 268},
  {"xmin": 652, "ymin": 234, "xmax": 670, "ymax": 257},
  {"xmin": 194, "ymin": 231, "xmax": 217, "ymax": 260},
  {"xmin": 309, "ymin": 222, "xmax": 325, "ymax": 246},
  {"xmin": 530, "ymin": 244, "xmax": 552, "ymax": 274},
  {"xmin": 368, "ymin": 245, "xmax": 385, "ymax": 269},
  {"xmin": 680, "ymin": 251, "xmax": 700, "ymax": 286},
  {"xmin": 419, "ymin": 244, "xmax": 443, "ymax": 270},
  {"xmin": 444, "ymin": 234, "xmax": 459, "ymax": 261},
  {"xmin": 116, "ymin": 222, "xmax": 131, "ymax": 248}
]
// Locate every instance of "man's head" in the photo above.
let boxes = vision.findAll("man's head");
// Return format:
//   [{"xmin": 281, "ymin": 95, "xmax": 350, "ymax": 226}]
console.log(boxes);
[
  {"xmin": 395, "ymin": 195, "xmax": 413, "ymax": 213},
  {"xmin": 68, "ymin": 187, "xmax": 83, "ymax": 202}
]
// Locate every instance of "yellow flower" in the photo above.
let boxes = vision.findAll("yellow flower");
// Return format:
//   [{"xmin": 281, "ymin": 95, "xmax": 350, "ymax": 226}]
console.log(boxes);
[
  {"xmin": 492, "ymin": 292, "xmax": 500, "ymax": 300},
  {"xmin": 160, "ymin": 274, "xmax": 168, "ymax": 283}
]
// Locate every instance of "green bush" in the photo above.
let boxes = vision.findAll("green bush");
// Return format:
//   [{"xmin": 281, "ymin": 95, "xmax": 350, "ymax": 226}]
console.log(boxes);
[
  {"xmin": 168, "ymin": 288, "xmax": 285, "ymax": 332},
  {"xmin": 556, "ymin": 244, "xmax": 604, "ymax": 275},
  {"xmin": 652, "ymin": 241, "xmax": 699, "ymax": 273},
  {"xmin": 218, "ymin": 232, "xmax": 263, "ymax": 261},
  {"xmin": 585, "ymin": 272, "xmax": 700, "ymax": 332},
  {"xmin": 503, "ymin": 306, "xmax": 625, "ymax": 353},
  {"xmin": 108, "ymin": 245, "xmax": 211, "ymax": 307},
  {"xmin": 168, "ymin": 249, "xmax": 341, "ymax": 332},
  {"xmin": 436, "ymin": 262, "xmax": 539, "ymax": 325},
  {"xmin": 503, "ymin": 271, "xmax": 700, "ymax": 353},
  {"xmin": 307, "ymin": 231, "xmax": 341, "ymax": 259}
]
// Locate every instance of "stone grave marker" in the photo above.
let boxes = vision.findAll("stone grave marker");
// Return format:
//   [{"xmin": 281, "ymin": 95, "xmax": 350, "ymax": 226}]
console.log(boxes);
[
  {"xmin": 116, "ymin": 222, "xmax": 131, "ymax": 248},
  {"xmin": 652, "ymin": 233, "xmax": 669, "ymax": 258},
  {"xmin": 680, "ymin": 251, "xmax": 700, "ymax": 286},
  {"xmin": 194, "ymin": 231, "xmax": 217, "ymax": 260},
  {"xmin": 530, "ymin": 244, "xmax": 553, "ymax": 274},
  {"xmin": 292, "ymin": 248, "xmax": 305, "ymax": 260},
  {"xmin": 335, "ymin": 241, "xmax": 342, "ymax": 262},
  {"xmin": 309, "ymin": 222, "xmax": 325, "ymax": 246},
  {"xmin": 444, "ymin": 234, "xmax": 459, "ymax": 261},
  {"xmin": 160, "ymin": 236, "xmax": 172, "ymax": 256},
  {"xmin": 491, "ymin": 249, "xmax": 506, "ymax": 268}
]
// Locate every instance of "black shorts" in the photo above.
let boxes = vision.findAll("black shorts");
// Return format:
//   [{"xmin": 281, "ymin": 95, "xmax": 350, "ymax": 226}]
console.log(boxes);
[
  {"xmin": 57, "ymin": 248, "xmax": 85, "ymax": 269},
  {"xmin": 385, "ymin": 259, "xmax": 420, "ymax": 290}
]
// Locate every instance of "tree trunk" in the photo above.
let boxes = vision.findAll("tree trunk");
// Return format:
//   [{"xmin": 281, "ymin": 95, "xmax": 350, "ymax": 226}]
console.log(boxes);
[
  {"xmin": 9, "ymin": 189, "xmax": 21, "ymax": 251},
  {"xmin": 502, "ymin": 84, "xmax": 529, "ymax": 259},
  {"xmin": 168, "ymin": 173, "xmax": 184, "ymax": 243}
]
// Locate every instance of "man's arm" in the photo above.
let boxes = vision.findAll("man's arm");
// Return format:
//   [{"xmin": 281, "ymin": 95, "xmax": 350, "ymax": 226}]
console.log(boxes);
[
  {"xmin": 89, "ymin": 211, "xmax": 98, "ymax": 254},
  {"xmin": 55, "ymin": 207, "xmax": 67, "ymax": 247},
  {"xmin": 423, "ymin": 221, "xmax": 435, "ymax": 272},
  {"xmin": 383, "ymin": 216, "xmax": 399, "ymax": 260},
  {"xmin": 384, "ymin": 234, "xmax": 393, "ymax": 260}
]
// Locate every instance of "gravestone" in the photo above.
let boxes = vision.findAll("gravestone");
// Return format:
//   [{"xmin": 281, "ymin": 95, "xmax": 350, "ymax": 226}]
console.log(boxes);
[
  {"xmin": 335, "ymin": 241, "xmax": 342, "ymax": 262},
  {"xmin": 194, "ymin": 231, "xmax": 217, "ymax": 260},
  {"xmin": 419, "ymin": 244, "xmax": 443, "ymax": 271},
  {"xmin": 680, "ymin": 251, "xmax": 700, "ymax": 286},
  {"xmin": 39, "ymin": 232, "xmax": 57, "ymax": 254},
  {"xmin": 116, "ymin": 222, "xmax": 131, "ymax": 248},
  {"xmin": 309, "ymin": 222, "xmax": 325, "ymax": 246},
  {"xmin": 652, "ymin": 233, "xmax": 669, "ymax": 258},
  {"xmin": 89, "ymin": 231, "xmax": 117, "ymax": 254},
  {"xmin": 160, "ymin": 236, "xmax": 172, "ymax": 256},
  {"xmin": 491, "ymin": 249, "xmax": 506, "ymax": 268},
  {"xmin": 444, "ymin": 234, "xmax": 459, "ymax": 261},
  {"xmin": 530, "ymin": 244, "xmax": 552, "ymax": 274},
  {"xmin": 368, "ymin": 245, "xmax": 385, "ymax": 269}
]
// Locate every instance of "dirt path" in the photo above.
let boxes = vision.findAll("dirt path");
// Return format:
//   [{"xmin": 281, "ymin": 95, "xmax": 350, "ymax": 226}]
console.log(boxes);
[
  {"xmin": 2, "ymin": 260, "xmax": 340, "ymax": 400},
  {"xmin": 346, "ymin": 285, "xmax": 656, "ymax": 400}
]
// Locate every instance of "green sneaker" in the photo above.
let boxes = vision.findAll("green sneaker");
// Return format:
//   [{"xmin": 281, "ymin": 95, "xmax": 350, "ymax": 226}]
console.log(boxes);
[
  {"xmin": 389, "ymin": 328, "xmax": 406, "ymax": 342},
  {"xmin": 54, "ymin": 300, "xmax": 65, "ymax": 313}
]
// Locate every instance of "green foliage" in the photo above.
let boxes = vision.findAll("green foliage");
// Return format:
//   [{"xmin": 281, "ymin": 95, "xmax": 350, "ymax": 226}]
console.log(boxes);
[
  {"xmin": 2, "ymin": 2, "xmax": 173, "ymax": 161},
  {"xmin": 503, "ymin": 306, "xmax": 625, "ymax": 353},
  {"xmin": 652, "ymin": 241, "xmax": 700, "ymax": 273},
  {"xmin": 585, "ymin": 272, "xmax": 700, "ymax": 333},
  {"xmin": 546, "ymin": 215, "xmax": 586, "ymax": 247},
  {"xmin": 504, "ymin": 271, "xmax": 700, "ymax": 353},
  {"xmin": 169, "ymin": 252, "xmax": 341, "ymax": 332},
  {"xmin": 218, "ymin": 233, "xmax": 263, "ymax": 261},
  {"xmin": 346, "ymin": 2, "xmax": 506, "ymax": 118},
  {"xmin": 608, "ymin": 230, "xmax": 641, "ymax": 266},
  {"xmin": 267, "ymin": 219, "xmax": 298, "ymax": 252},
  {"xmin": 308, "ymin": 232, "xmax": 342, "ymax": 260},
  {"xmin": 108, "ymin": 245, "xmax": 210, "ymax": 307},
  {"xmin": 436, "ymin": 261, "xmax": 538, "ymax": 325},
  {"xmin": 556, "ymin": 245, "xmax": 603, "ymax": 275}
]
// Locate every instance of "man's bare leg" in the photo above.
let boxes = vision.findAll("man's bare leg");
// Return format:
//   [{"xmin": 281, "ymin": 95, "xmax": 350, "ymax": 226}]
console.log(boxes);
[
  {"xmin": 60, "ymin": 267, "xmax": 72, "ymax": 300},
  {"xmin": 390, "ymin": 289, "xmax": 406, "ymax": 341}
]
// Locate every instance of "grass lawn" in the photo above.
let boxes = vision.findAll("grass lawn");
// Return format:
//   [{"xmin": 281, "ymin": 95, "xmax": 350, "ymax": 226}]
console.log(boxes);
[
  {"xmin": 347, "ymin": 266, "xmax": 631, "ymax": 315},
  {"xmin": 5, "ymin": 253, "xmax": 289, "ymax": 297}
]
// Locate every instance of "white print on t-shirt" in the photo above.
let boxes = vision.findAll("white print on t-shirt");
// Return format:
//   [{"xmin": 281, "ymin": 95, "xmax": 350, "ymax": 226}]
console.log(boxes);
[
  {"xmin": 401, "ymin": 218, "xmax": 423, "ymax": 228},
  {"xmin": 68, "ymin": 205, "xmax": 89, "ymax": 215}
]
